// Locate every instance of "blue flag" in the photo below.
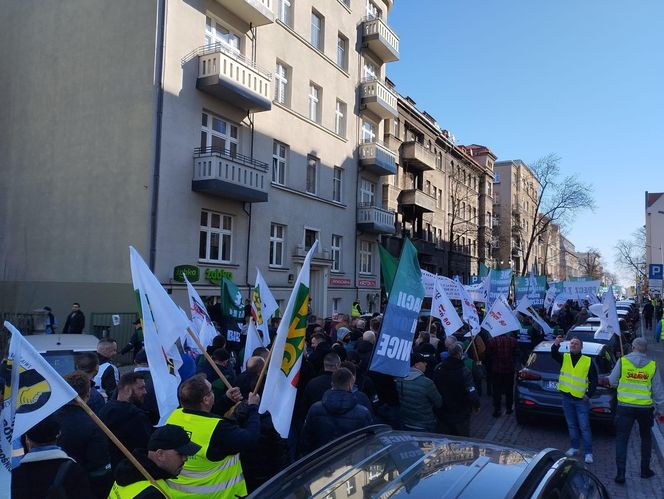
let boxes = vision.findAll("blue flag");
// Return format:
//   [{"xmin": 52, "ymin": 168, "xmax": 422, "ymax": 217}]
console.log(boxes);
[{"xmin": 370, "ymin": 239, "xmax": 424, "ymax": 378}]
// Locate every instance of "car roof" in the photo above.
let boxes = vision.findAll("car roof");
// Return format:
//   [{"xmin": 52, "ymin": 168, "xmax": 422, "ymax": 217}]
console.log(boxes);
[
  {"xmin": 250, "ymin": 426, "xmax": 560, "ymax": 499},
  {"xmin": 24, "ymin": 334, "xmax": 99, "ymax": 353},
  {"xmin": 534, "ymin": 340, "xmax": 605, "ymax": 356}
]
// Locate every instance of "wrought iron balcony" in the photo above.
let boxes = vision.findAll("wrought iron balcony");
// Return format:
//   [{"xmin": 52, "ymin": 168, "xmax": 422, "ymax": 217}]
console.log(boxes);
[{"xmin": 357, "ymin": 204, "xmax": 396, "ymax": 234}]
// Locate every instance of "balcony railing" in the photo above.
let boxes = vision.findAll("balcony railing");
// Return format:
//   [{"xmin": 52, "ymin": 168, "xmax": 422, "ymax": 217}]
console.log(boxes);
[
  {"xmin": 213, "ymin": 0, "xmax": 275, "ymax": 27},
  {"xmin": 357, "ymin": 204, "xmax": 396, "ymax": 234},
  {"xmin": 358, "ymin": 140, "xmax": 397, "ymax": 176},
  {"xmin": 398, "ymin": 189, "xmax": 436, "ymax": 213},
  {"xmin": 362, "ymin": 17, "xmax": 399, "ymax": 62},
  {"xmin": 293, "ymin": 245, "xmax": 332, "ymax": 260},
  {"xmin": 194, "ymin": 43, "xmax": 272, "ymax": 112},
  {"xmin": 360, "ymin": 78, "xmax": 397, "ymax": 119},
  {"xmin": 192, "ymin": 147, "xmax": 268, "ymax": 203},
  {"xmin": 400, "ymin": 141, "xmax": 435, "ymax": 171}
]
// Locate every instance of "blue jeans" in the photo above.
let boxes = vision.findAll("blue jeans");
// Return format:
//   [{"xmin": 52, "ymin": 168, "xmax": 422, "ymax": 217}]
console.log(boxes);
[{"xmin": 561, "ymin": 395, "xmax": 592, "ymax": 453}]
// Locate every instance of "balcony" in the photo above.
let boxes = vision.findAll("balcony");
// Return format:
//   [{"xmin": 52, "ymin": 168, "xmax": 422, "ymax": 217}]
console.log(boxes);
[
  {"xmin": 512, "ymin": 223, "xmax": 523, "ymax": 234},
  {"xmin": 357, "ymin": 204, "xmax": 396, "ymax": 234},
  {"xmin": 358, "ymin": 141, "xmax": 397, "ymax": 176},
  {"xmin": 398, "ymin": 189, "xmax": 436, "ymax": 214},
  {"xmin": 362, "ymin": 17, "xmax": 399, "ymax": 62},
  {"xmin": 400, "ymin": 141, "xmax": 435, "ymax": 171},
  {"xmin": 192, "ymin": 147, "xmax": 268, "ymax": 203},
  {"xmin": 195, "ymin": 44, "xmax": 272, "ymax": 112},
  {"xmin": 213, "ymin": 0, "xmax": 275, "ymax": 27},
  {"xmin": 360, "ymin": 79, "xmax": 397, "ymax": 119}
]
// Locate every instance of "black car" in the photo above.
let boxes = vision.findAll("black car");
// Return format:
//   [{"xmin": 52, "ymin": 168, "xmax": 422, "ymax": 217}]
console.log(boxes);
[
  {"xmin": 515, "ymin": 341, "xmax": 617, "ymax": 426},
  {"xmin": 250, "ymin": 425, "xmax": 609, "ymax": 498}
]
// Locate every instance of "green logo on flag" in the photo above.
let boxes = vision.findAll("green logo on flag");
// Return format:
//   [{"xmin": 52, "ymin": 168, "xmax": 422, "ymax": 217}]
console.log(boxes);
[{"xmin": 280, "ymin": 283, "xmax": 309, "ymax": 376}]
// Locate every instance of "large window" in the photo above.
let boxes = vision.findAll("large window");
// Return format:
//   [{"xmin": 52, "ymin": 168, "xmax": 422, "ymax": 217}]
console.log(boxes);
[
  {"xmin": 359, "ymin": 178, "xmax": 376, "ymax": 204},
  {"xmin": 333, "ymin": 166, "xmax": 343, "ymax": 202},
  {"xmin": 361, "ymin": 120, "xmax": 376, "ymax": 143},
  {"xmin": 311, "ymin": 10, "xmax": 324, "ymax": 50},
  {"xmin": 277, "ymin": 0, "xmax": 293, "ymax": 26},
  {"xmin": 205, "ymin": 16, "xmax": 240, "ymax": 52},
  {"xmin": 270, "ymin": 223, "xmax": 285, "ymax": 267},
  {"xmin": 306, "ymin": 155, "xmax": 319, "ymax": 194},
  {"xmin": 359, "ymin": 240, "xmax": 374, "ymax": 274},
  {"xmin": 199, "ymin": 210, "xmax": 232, "ymax": 263},
  {"xmin": 304, "ymin": 228, "xmax": 319, "ymax": 250},
  {"xmin": 275, "ymin": 61, "xmax": 290, "ymax": 105},
  {"xmin": 336, "ymin": 33, "xmax": 348, "ymax": 70},
  {"xmin": 308, "ymin": 83, "xmax": 321, "ymax": 123},
  {"xmin": 272, "ymin": 140, "xmax": 288, "ymax": 185},
  {"xmin": 200, "ymin": 112, "xmax": 238, "ymax": 155},
  {"xmin": 331, "ymin": 235, "xmax": 342, "ymax": 272},
  {"xmin": 335, "ymin": 100, "xmax": 347, "ymax": 137}
]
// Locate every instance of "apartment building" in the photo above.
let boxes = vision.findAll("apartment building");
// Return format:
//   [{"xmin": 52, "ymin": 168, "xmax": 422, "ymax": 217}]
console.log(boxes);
[
  {"xmin": 1, "ymin": 0, "xmax": 399, "ymax": 320},
  {"xmin": 559, "ymin": 236, "xmax": 580, "ymax": 280},
  {"xmin": 646, "ymin": 192, "xmax": 664, "ymax": 287}
]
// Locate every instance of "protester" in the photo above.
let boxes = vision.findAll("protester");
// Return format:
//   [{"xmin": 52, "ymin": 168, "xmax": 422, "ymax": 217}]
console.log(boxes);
[
  {"xmin": 609, "ymin": 338, "xmax": 664, "ymax": 483},
  {"xmin": 351, "ymin": 300, "xmax": 362, "ymax": 318},
  {"xmin": 12, "ymin": 416, "xmax": 94, "ymax": 498},
  {"xmin": 300, "ymin": 367, "xmax": 373, "ymax": 454},
  {"xmin": 93, "ymin": 338, "xmax": 119, "ymax": 399},
  {"xmin": 235, "ymin": 356, "xmax": 265, "ymax": 399},
  {"xmin": 99, "ymin": 372, "xmax": 152, "ymax": 469},
  {"xmin": 165, "ymin": 374, "xmax": 259, "ymax": 498},
  {"xmin": 54, "ymin": 371, "xmax": 112, "ymax": 498},
  {"xmin": 433, "ymin": 343, "xmax": 480, "ymax": 436},
  {"xmin": 301, "ymin": 352, "xmax": 341, "ymax": 416},
  {"xmin": 551, "ymin": 335, "xmax": 597, "ymax": 464},
  {"xmin": 75, "ymin": 351, "xmax": 106, "ymax": 415},
  {"xmin": 120, "ymin": 319, "xmax": 144, "ymax": 359},
  {"xmin": 643, "ymin": 300, "xmax": 654, "ymax": 330},
  {"xmin": 395, "ymin": 353, "xmax": 442, "ymax": 432},
  {"xmin": 62, "ymin": 302, "xmax": 85, "ymax": 334},
  {"xmin": 487, "ymin": 331, "xmax": 519, "ymax": 417},
  {"xmin": 133, "ymin": 349, "xmax": 159, "ymax": 426},
  {"xmin": 340, "ymin": 360, "xmax": 374, "ymax": 416},
  {"xmin": 110, "ymin": 424, "xmax": 201, "ymax": 498}
]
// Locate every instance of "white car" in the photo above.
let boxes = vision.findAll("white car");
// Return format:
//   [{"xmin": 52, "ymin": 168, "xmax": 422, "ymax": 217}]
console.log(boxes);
[{"xmin": 25, "ymin": 334, "xmax": 99, "ymax": 376}]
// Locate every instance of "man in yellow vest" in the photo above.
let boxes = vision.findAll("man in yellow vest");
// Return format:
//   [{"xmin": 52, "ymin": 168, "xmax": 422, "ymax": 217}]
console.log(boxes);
[
  {"xmin": 551, "ymin": 335, "xmax": 597, "ymax": 464},
  {"xmin": 110, "ymin": 424, "xmax": 201, "ymax": 498},
  {"xmin": 609, "ymin": 337, "xmax": 664, "ymax": 484},
  {"xmin": 166, "ymin": 373, "xmax": 261, "ymax": 498}
]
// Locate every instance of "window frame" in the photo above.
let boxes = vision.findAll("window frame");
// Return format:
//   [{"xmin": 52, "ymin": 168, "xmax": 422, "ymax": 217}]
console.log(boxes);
[
  {"xmin": 199, "ymin": 210, "xmax": 233, "ymax": 264},
  {"xmin": 269, "ymin": 223, "xmax": 286, "ymax": 267},
  {"xmin": 336, "ymin": 32, "xmax": 348, "ymax": 70},
  {"xmin": 306, "ymin": 154, "xmax": 319, "ymax": 194},
  {"xmin": 332, "ymin": 166, "xmax": 343, "ymax": 203},
  {"xmin": 334, "ymin": 99, "xmax": 347, "ymax": 137},
  {"xmin": 331, "ymin": 234, "xmax": 342, "ymax": 272},
  {"xmin": 311, "ymin": 10, "xmax": 324, "ymax": 51},
  {"xmin": 359, "ymin": 240, "xmax": 374, "ymax": 274},
  {"xmin": 272, "ymin": 140, "xmax": 288, "ymax": 185},
  {"xmin": 274, "ymin": 61, "xmax": 290, "ymax": 106},
  {"xmin": 308, "ymin": 82, "xmax": 322, "ymax": 123},
  {"xmin": 277, "ymin": 0, "xmax": 293, "ymax": 26}
]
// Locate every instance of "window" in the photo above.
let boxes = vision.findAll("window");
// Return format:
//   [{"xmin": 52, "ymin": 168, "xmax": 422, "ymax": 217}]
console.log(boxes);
[
  {"xmin": 199, "ymin": 210, "xmax": 232, "ymax": 263},
  {"xmin": 270, "ymin": 223, "xmax": 285, "ymax": 267},
  {"xmin": 277, "ymin": 0, "xmax": 293, "ymax": 26},
  {"xmin": 272, "ymin": 141, "xmax": 288, "ymax": 185},
  {"xmin": 332, "ymin": 298, "xmax": 341, "ymax": 314},
  {"xmin": 335, "ymin": 100, "xmax": 347, "ymax": 137},
  {"xmin": 359, "ymin": 240, "xmax": 374, "ymax": 274},
  {"xmin": 311, "ymin": 10, "xmax": 324, "ymax": 50},
  {"xmin": 331, "ymin": 235, "xmax": 342, "ymax": 271},
  {"xmin": 274, "ymin": 62, "xmax": 290, "ymax": 105},
  {"xmin": 336, "ymin": 33, "xmax": 348, "ymax": 70},
  {"xmin": 393, "ymin": 117, "xmax": 400, "ymax": 137},
  {"xmin": 494, "ymin": 171, "xmax": 501, "ymax": 183},
  {"xmin": 205, "ymin": 16, "xmax": 240, "ymax": 52},
  {"xmin": 308, "ymin": 83, "xmax": 321, "ymax": 123},
  {"xmin": 359, "ymin": 178, "xmax": 375, "ymax": 204},
  {"xmin": 306, "ymin": 155, "xmax": 319, "ymax": 194},
  {"xmin": 361, "ymin": 120, "xmax": 376, "ymax": 143},
  {"xmin": 304, "ymin": 228, "xmax": 319, "ymax": 250},
  {"xmin": 200, "ymin": 112, "xmax": 238, "ymax": 155},
  {"xmin": 363, "ymin": 61, "xmax": 378, "ymax": 80},
  {"xmin": 333, "ymin": 166, "xmax": 343, "ymax": 202}
]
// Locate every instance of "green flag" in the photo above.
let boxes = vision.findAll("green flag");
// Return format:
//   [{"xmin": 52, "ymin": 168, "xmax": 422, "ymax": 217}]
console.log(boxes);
[
  {"xmin": 479, "ymin": 262, "xmax": 491, "ymax": 278},
  {"xmin": 378, "ymin": 244, "xmax": 398, "ymax": 295},
  {"xmin": 221, "ymin": 277, "xmax": 244, "ymax": 320}
]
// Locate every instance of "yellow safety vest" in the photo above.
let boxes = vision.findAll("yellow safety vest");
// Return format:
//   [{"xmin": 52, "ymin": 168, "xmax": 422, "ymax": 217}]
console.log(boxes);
[
  {"xmin": 558, "ymin": 353, "xmax": 591, "ymax": 399},
  {"xmin": 660, "ymin": 319, "xmax": 664, "ymax": 341},
  {"xmin": 166, "ymin": 408, "xmax": 246, "ymax": 499},
  {"xmin": 108, "ymin": 479, "xmax": 168, "ymax": 498},
  {"xmin": 351, "ymin": 304, "xmax": 361, "ymax": 317},
  {"xmin": 617, "ymin": 357, "xmax": 656, "ymax": 406}
]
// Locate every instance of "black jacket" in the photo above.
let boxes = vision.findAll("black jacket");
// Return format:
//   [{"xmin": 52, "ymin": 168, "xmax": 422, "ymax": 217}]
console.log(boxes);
[
  {"xmin": 301, "ymin": 372, "xmax": 333, "ymax": 416},
  {"xmin": 53, "ymin": 404, "xmax": 111, "ymax": 473},
  {"xmin": 433, "ymin": 357, "xmax": 480, "ymax": 422},
  {"xmin": 11, "ymin": 447, "xmax": 93, "ymax": 499},
  {"xmin": 551, "ymin": 344, "xmax": 598, "ymax": 398},
  {"xmin": 300, "ymin": 389, "xmax": 373, "ymax": 454},
  {"xmin": 113, "ymin": 449, "xmax": 176, "ymax": 499},
  {"xmin": 99, "ymin": 399, "xmax": 153, "ymax": 468},
  {"xmin": 63, "ymin": 310, "xmax": 85, "ymax": 334}
]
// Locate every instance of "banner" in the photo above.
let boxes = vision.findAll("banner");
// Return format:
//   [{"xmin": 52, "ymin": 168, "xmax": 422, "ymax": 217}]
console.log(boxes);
[
  {"xmin": 130, "ymin": 246, "xmax": 186, "ymax": 424},
  {"xmin": 514, "ymin": 275, "xmax": 547, "ymax": 306},
  {"xmin": 184, "ymin": 276, "xmax": 219, "ymax": 353},
  {"xmin": 592, "ymin": 287, "xmax": 621, "ymax": 340},
  {"xmin": 457, "ymin": 279, "xmax": 481, "ymax": 335},
  {"xmin": 431, "ymin": 278, "xmax": 464, "ymax": 335},
  {"xmin": 516, "ymin": 296, "xmax": 554, "ymax": 339},
  {"xmin": 488, "ymin": 269, "xmax": 513, "ymax": 305},
  {"xmin": 563, "ymin": 279, "xmax": 601, "ymax": 301},
  {"xmin": 421, "ymin": 271, "xmax": 487, "ymax": 302},
  {"xmin": 543, "ymin": 285, "xmax": 558, "ymax": 311},
  {"xmin": 378, "ymin": 244, "xmax": 398, "ymax": 295},
  {"xmin": 370, "ymin": 239, "xmax": 424, "ymax": 378},
  {"xmin": 480, "ymin": 295, "xmax": 522, "ymax": 337},
  {"xmin": 259, "ymin": 242, "xmax": 317, "ymax": 438}
]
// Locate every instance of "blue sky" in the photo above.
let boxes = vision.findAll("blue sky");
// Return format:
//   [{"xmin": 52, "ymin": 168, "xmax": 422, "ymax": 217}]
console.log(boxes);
[{"xmin": 387, "ymin": 0, "xmax": 664, "ymax": 284}]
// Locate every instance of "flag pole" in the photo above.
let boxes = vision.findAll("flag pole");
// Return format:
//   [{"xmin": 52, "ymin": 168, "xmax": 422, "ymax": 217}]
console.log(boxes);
[
  {"xmin": 74, "ymin": 397, "xmax": 168, "ymax": 497},
  {"xmin": 426, "ymin": 314, "xmax": 433, "ymax": 335},
  {"xmin": 250, "ymin": 338, "xmax": 275, "ymax": 397},
  {"xmin": 186, "ymin": 327, "xmax": 233, "ymax": 390}
]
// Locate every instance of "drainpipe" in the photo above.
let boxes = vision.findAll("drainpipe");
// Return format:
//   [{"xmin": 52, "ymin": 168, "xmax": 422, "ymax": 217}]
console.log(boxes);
[{"xmin": 149, "ymin": 0, "xmax": 167, "ymax": 271}]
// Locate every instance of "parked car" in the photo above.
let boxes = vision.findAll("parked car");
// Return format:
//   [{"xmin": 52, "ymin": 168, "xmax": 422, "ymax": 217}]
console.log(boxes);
[
  {"xmin": 24, "ymin": 333, "xmax": 99, "ymax": 376},
  {"xmin": 515, "ymin": 341, "xmax": 617, "ymax": 427},
  {"xmin": 250, "ymin": 425, "xmax": 610, "ymax": 498},
  {"xmin": 566, "ymin": 324, "xmax": 632, "ymax": 357}
]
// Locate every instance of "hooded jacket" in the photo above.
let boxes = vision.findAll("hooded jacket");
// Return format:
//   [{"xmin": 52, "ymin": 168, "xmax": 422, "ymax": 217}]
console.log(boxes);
[
  {"xmin": 433, "ymin": 357, "xmax": 480, "ymax": 422},
  {"xmin": 395, "ymin": 367, "xmax": 442, "ymax": 432},
  {"xmin": 300, "ymin": 389, "xmax": 373, "ymax": 454},
  {"xmin": 609, "ymin": 351, "xmax": 664, "ymax": 411}
]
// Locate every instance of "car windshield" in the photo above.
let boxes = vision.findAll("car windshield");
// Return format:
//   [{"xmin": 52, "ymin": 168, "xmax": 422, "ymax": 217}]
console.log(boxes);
[{"xmin": 42, "ymin": 351, "xmax": 76, "ymax": 376}]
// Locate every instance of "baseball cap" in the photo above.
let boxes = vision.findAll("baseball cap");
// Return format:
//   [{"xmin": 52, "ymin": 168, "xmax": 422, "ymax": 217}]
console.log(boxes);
[
  {"xmin": 148, "ymin": 425, "xmax": 201, "ymax": 456},
  {"xmin": 410, "ymin": 352, "xmax": 426, "ymax": 366}
]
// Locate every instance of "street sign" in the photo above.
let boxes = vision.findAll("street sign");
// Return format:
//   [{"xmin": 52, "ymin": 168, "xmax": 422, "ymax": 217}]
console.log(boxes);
[{"xmin": 649, "ymin": 264, "xmax": 663, "ymax": 291}]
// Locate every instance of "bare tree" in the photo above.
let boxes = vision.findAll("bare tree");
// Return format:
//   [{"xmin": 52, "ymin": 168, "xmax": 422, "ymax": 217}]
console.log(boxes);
[
  {"xmin": 520, "ymin": 154, "xmax": 596, "ymax": 275},
  {"xmin": 577, "ymin": 247, "xmax": 603, "ymax": 279},
  {"xmin": 446, "ymin": 164, "xmax": 478, "ymax": 276},
  {"xmin": 615, "ymin": 226, "xmax": 647, "ymax": 283}
]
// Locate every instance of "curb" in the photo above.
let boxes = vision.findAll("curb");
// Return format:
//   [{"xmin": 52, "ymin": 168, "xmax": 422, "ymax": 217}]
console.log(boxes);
[{"xmin": 654, "ymin": 423, "xmax": 664, "ymax": 462}]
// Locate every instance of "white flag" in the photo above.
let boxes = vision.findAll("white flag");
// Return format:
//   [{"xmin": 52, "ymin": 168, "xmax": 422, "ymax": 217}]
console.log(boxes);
[
  {"xmin": 516, "ymin": 296, "xmax": 553, "ymax": 338},
  {"xmin": 184, "ymin": 276, "xmax": 219, "ymax": 353},
  {"xmin": 259, "ymin": 242, "xmax": 317, "ymax": 438},
  {"xmin": 593, "ymin": 287, "xmax": 621, "ymax": 340},
  {"xmin": 481, "ymin": 295, "xmax": 522, "ymax": 337},
  {"xmin": 1, "ymin": 322, "xmax": 78, "ymax": 498},
  {"xmin": 456, "ymin": 278, "xmax": 481, "ymax": 335},
  {"xmin": 243, "ymin": 269, "xmax": 278, "ymax": 371},
  {"xmin": 130, "ymin": 246, "xmax": 187, "ymax": 425},
  {"xmin": 431, "ymin": 278, "xmax": 464, "ymax": 335},
  {"xmin": 543, "ymin": 286, "xmax": 558, "ymax": 311}
]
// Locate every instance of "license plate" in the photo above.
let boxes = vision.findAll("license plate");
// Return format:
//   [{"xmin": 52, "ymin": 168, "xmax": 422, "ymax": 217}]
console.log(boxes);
[{"xmin": 544, "ymin": 381, "xmax": 558, "ymax": 391}]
